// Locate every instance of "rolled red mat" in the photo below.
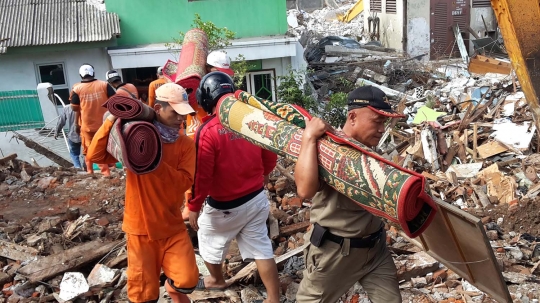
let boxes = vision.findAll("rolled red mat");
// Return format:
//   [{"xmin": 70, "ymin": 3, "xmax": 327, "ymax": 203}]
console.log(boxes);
[
  {"xmin": 174, "ymin": 29, "xmax": 208, "ymax": 108},
  {"xmin": 107, "ymin": 120, "xmax": 162, "ymax": 175},
  {"xmin": 102, "ymin": 95, "xmax": 155, "ymax": 121}
]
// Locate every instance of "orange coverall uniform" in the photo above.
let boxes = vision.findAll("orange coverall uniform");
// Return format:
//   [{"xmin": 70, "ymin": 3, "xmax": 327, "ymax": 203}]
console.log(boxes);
[
  {"xmin": 115, "ymin": 83, "xmax": 139, "ymax": 99},
  {"xmin": 70, "ymin": 79, "xmax": 114, "ymax": 174},
  {"xmin": 86, "ymin": 119, "xmax": 199, "ymax": 302},
  {"xmin": 148, "ymin": 78, "xmax": 168, "ymax": 108}
]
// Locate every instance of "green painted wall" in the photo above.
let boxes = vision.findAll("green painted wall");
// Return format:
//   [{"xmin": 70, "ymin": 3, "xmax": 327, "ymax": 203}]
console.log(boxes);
[{"xmin": 106, "ymin": 0, "xmax": 288, "ymax": 46}]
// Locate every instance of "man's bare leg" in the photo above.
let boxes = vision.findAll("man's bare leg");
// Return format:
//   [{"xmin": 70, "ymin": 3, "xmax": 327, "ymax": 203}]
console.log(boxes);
[
  {"xmin": 201, "ymin": 261, "xmax": 228, "ymax": 289},
  {"xmin": 255, "ymin": 259, "xmax": 280, "ymax": 303}
]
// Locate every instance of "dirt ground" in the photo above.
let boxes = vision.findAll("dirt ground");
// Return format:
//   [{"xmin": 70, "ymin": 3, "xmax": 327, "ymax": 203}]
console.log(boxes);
[{"xmin": 0, "ymin": 168, "xmax": 125, "ymax": 224}]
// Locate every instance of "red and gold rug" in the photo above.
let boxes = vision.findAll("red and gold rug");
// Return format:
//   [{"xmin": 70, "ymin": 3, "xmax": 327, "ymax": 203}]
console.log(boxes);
[{"xmin": 216, "ymin": 90, "xmax": 437, "ymax": 238}]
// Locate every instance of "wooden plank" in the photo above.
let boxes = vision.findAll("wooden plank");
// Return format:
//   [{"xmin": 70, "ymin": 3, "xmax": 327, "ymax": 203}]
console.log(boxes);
[
  {"xmin": 477, "ymin": 141, "xmax": 509, "ymax": 159},
  {"xmin": 0, "ymin": 240, "xmax": 39, "ymax": 262},
  {"xmin": 412, "ymin": 199, "xmax": 512, "ymax": 302},
  {"xmin": 421, "ymin": 171, "xmax": 440, "ymax": 182},
  {"xmin": 473, "ymin": 124, "xmax": 478, "ymax": 161},
  {"xmin": 18, "ymin": 240, "xmax": 121, "ymax": 282},
  {"xmin": 0, "ymin": 153, "xmax": 17, "ymax": 165},
  {"xmin": 279, "ymin": 221, "xmax": 310, "ymax": 237},
  {"xmin": 226, "ymin": 244, "xmax": 307, "ymax": 284},
  {"xmin": 469, "ymin": 56, "xmax": 512, "ymax": 75}
]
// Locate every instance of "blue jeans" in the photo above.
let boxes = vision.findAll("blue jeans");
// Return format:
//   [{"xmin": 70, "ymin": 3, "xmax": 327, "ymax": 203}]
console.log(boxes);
[{"xmin": 68, "ymin": 139, "xmax": 82, "ymax": 169}]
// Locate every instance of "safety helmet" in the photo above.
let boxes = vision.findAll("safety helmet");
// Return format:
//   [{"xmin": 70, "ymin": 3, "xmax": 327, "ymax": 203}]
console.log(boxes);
[
  {"xmin": 196, "ymin": 71, "xmax": 235, "ymax": 114},
  {"xmin": 79, "ymin": 64, "xmax": 95, "ymax": 78},
  {"xmin": 206, "ymin": 51, "xmax": 234, "ymax": 76},
  {"xmin": 157, "ymin": 66, "xmax": 163, "ymax": 75},
  {"xmin": 105, "ymin": 70, "xmax": 121, "ymax": 83}
]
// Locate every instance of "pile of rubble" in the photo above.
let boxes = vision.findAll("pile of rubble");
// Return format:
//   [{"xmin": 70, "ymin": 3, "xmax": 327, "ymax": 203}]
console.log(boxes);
[
  {"xmin": 2, "ymin": 128, "xmax": 540, "ymax": 303},
  {"xmin": 286, "ymin": 6, "xmax": 364, "ymax": 41}
]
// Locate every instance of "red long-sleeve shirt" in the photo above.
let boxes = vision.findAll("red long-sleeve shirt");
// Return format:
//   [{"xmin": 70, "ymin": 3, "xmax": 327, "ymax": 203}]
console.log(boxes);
[{"xmin": 188, "ymin": 115, "xmax": 277, "ymax": 212}]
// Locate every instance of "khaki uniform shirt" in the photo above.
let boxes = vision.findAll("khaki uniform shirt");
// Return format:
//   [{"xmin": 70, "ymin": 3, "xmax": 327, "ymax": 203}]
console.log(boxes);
[{"xmin": 310, "ymin": 183, "xmax": 383, "ymax": 238}]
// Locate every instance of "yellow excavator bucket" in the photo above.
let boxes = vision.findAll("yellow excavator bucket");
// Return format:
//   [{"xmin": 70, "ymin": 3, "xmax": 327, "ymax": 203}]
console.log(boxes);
[{"xmin": 338, "ymin": 0, "xmax": 364, "ymax": 23}]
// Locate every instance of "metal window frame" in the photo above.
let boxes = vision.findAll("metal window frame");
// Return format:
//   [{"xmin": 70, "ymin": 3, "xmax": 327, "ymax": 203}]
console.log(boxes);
[
  {"xmin": 35, "ymin": 62, "xmax": 69, "ymax": 90},
  {"xmin": 472, "ymin": 0, "xmax": 491, "ymax": 7},
  {"xmin": 385, "ymin": 0, "xmax": 397, "ymax": 13},
  {"xmin": 35, "ymin": 62, "xmax": 70, "ymax": 107},
  {"xmin": 370, "ymin": 0, "xmax": 382, "ymax": 12},
  {"xmin": 246, "ymin": 69, "xmax": 277, "ymax": 101}
]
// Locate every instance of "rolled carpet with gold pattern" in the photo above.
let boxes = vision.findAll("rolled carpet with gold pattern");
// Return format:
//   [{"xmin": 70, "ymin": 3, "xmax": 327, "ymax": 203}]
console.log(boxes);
[{"xmin": 216, "ymin": 90, "xmax": 437, "ymax": 238}]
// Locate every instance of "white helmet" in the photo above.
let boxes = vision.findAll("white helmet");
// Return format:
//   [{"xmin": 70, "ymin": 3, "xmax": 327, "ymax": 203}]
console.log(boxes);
[
  {"xmin": 206, "ymin": 51, "xmax": 234, "ymax": 76},
  {"xmin": 79, "ymin": 64, "xmax": 95, "ymax": 78}
]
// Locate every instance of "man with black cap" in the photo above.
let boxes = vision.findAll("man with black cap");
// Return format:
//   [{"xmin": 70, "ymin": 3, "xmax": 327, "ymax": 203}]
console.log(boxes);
[
  {"xmin": 106, "ymin": 70, "xmax": 139, "ymax": 100},
  {"xmin": 294, "ymin": 85, "xmax": 405, "ymax": 303}
]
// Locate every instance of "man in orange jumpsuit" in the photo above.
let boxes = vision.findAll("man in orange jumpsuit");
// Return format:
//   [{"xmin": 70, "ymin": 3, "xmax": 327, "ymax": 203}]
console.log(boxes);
[
  {"xmin": 106, "ymin": 70, "xmax": 139, "ymax": 99},
  {"xmin": 70, "ymin": 63, "xmax": 115, "ymax": 176},
  {"xmin": 148, "ymin": 66, "xmax": 168, "ymax": 108},
  {"xmin": 87, "ymin": 83, "xmax": 199, "ymax": 303}
]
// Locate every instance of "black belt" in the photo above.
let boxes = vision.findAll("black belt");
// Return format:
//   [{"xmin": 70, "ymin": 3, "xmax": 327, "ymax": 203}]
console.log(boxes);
[
  {"xmin": 207, "ymin": 187, "xmax": 264, "ymax": 210},
  {"xmin": 311, "ymin": 223, "xmax": 383, "ymax": 249}
]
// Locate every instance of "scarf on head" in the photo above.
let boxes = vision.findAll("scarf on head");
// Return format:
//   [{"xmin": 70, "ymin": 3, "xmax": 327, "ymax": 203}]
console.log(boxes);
[{"xmin": 153, "ymin": 120, "xmax": 180, "ymax": 143}]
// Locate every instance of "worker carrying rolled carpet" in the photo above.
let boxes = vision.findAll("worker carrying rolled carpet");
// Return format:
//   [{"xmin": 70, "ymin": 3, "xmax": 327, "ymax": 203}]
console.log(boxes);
[{"xmin": 86, "ymin": 83, "xmax": 199, "ymax": 303}]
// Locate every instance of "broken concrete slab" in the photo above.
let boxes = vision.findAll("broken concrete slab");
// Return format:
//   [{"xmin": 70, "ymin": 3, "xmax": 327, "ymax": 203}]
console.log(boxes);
[
  {"xmin": 491, "ymin": 120, "xmax": 536, "ymax": 151},
  {"xmin": 446, "ymin": 163, "xmax": 483, "ymax": 179},
  {"xmin": 0, "ymin": 240, "xmax": 39, "ymax": 262},
  {"xmin": 26, "ymin": 233, "xmax": 48, "ymax": 246},
  {"xmin": 58, "ymin": 272, "xmax": 89, "ymax": 301},
  {"xmin": 87, "ymin": 264, "xmax": 118, "ymax": 288},
  {"xmin": 395, "ymin": 251, "xmax": 439, "ymax": 281}
]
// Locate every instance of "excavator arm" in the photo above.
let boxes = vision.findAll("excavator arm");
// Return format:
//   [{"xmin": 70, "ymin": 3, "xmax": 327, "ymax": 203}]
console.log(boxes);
[{"xmin": 491, "ymin": 0, "xmax": 540, "ymax": 135}]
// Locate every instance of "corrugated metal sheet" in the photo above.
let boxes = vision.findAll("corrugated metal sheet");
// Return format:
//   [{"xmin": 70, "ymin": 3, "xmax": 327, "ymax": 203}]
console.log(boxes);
[{"xmin": 0, "ymin": 0, "xmax": 120, "ymax": 48}]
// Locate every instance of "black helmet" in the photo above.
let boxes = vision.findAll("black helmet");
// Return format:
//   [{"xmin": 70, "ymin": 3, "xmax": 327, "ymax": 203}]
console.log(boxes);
[{"xmin": 196, "ymin": 71, "xmax": 235, "ymax": 114}]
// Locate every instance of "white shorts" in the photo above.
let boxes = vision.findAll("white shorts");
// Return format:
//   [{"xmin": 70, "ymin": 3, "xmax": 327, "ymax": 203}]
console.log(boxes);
[{"xmin": 197, "ymin": 190, "xmax": 274, "ymax": 264}]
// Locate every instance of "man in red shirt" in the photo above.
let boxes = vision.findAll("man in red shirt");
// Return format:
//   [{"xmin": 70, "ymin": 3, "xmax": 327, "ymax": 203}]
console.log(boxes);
[{"xmin": 187, "ymin": 72, "xmax": 280, "ymax": 303}]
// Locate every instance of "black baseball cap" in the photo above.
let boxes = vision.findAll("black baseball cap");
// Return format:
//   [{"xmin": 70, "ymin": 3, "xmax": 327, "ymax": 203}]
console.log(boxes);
[{"xmin": 347, "ymin": 86, "xmax": 406, "ymax": 118}]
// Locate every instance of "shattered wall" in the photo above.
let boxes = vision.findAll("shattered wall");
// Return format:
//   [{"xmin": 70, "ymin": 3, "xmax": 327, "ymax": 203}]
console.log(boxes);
[
  {"xmin": 364, "ymin": 0, "xmax": 405, "ymax": 51},
  {"xmin": 469, "ymin": 7, "xmax": 497, "ymax": 53},
  {"xmin": 406, "ymin": 0, "xmax": 430, "ymax": 59}
]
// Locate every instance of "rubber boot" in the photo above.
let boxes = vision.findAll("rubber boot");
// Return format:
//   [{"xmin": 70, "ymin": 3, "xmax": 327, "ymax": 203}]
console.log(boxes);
[{"xmin": 99, "ymin": 164, "xmax": 111, "ymax": 177}]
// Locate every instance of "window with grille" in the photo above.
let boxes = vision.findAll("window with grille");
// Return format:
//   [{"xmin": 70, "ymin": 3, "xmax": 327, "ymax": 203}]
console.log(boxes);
[
  {"xmin": 370, "ymin": 0, "xmax": 382, "ymax": 12},
  {"xmin": 472, "ymin": 0, "xmax": 491, "ymax": 7},
  {"xmin": 386, "ymin": 0, "xmax": 396, "ymax": 13}
]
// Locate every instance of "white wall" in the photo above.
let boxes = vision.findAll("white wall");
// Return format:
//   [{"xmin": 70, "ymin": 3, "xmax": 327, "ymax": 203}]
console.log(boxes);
[
  {"xmin": 0, "ymin": 48, "xmax": 112, "ymax": 93},
  {"xmin": 407, "ymin": 0, "xmax": 431, "ymax": 59},
  {"xmin": 364, "ymin": 0, "xmax": 405, "ymax": 51}
]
